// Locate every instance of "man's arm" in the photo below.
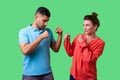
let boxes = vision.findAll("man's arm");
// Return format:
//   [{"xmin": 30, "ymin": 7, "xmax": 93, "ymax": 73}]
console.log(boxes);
[
  {"xmin": 50, "ymin": 27, "xmax": 63, "ymax": 52},
  {"xmin": 20, "ymin": 31, "xmax": 48, "ymax": 55}
]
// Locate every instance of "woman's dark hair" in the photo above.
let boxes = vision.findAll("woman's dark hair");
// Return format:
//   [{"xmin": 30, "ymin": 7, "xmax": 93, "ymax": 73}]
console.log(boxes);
[
  {"xmin": 84, "ymin": 12, "xmax": 100, "ymax": 31},
  {"xmin": 35, "ymin": 7, "xmax": 51, "ymax": 17}
]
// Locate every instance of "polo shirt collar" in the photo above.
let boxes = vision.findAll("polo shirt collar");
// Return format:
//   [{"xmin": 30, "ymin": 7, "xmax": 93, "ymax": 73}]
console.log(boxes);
[{"xmin": 29, "ymin": 24, "xmax": 45, "ymax": 34}]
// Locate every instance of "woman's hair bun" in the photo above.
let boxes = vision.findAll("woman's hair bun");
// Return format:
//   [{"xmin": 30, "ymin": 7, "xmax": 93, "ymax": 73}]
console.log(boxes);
[{"xmin": 92, "ymin": 12, "xmax": 98, "ymax": 17}]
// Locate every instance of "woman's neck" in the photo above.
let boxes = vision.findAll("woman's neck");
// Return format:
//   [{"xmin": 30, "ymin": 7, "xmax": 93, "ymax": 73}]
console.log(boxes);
[
  {"xmin": 86, "ymin": 33, "xmax": 97, "ymax": 39},
  {"xmin": 86, "ymin": 33, "xmax": 97, "ymax": 44}
]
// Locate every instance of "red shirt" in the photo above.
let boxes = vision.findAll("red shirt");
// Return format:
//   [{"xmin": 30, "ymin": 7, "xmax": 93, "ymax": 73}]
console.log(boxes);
[{"xmin": 64, "ymin": 34, "xmax": 105, "ymax": 80}]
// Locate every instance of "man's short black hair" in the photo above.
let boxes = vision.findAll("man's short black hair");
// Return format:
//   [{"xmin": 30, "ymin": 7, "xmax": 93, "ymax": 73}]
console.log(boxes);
[{"xmin": 35, "ymin": 7, "xmax": 51, "ymax": 17}]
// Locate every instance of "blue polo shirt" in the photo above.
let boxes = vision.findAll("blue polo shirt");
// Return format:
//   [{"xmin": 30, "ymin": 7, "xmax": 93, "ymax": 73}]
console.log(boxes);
[{"xmin": 19, "ymin": 24, "xmax": 55, "ymax": 76}]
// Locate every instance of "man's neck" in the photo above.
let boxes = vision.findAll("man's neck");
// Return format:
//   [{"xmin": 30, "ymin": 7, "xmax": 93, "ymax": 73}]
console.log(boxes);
[{"xmin": 32, "ymin": 22, "xmax": 37, "ymax": 28}]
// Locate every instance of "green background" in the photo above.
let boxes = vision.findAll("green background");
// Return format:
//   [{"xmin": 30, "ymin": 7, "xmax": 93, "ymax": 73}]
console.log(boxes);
[{"xmin": 0, "ymin": 0, "xmax": 119, "ymax": 80}]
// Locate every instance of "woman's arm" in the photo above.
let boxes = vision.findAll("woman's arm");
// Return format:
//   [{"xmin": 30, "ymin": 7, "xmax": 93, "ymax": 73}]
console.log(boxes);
[
  {"xmin": 80, "ymin": 40, "xmax": 105, "ymax": 62},
  {"xmin": 64, "ymin": 34, "xmax": 76, "ymax": 57}
]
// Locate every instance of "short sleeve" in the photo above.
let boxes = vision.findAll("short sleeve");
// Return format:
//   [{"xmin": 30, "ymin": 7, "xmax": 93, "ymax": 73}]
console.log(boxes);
[
  {"xmin": 19, "ymin": 29, "xmax": 29, "ymax": 44},
  {"xmin": 45, "ymin": 28, "xmax": 55, "ymax": 43}
]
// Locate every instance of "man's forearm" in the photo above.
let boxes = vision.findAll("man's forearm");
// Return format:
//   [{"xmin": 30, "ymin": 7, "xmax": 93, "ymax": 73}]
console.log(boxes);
[
  {"xmin": 54, "ymin": 34, "xmax": 62, "ymax": 52},
  {"xmin": 21, "ymin": 35, "xmax": 44, "ymax": 55}
]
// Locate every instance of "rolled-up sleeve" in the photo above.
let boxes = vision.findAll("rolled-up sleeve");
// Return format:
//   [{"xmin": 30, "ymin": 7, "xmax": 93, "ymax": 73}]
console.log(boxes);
[{"xmin": 80, "ymin": 40, "xmax": 105, "ymax": 62}]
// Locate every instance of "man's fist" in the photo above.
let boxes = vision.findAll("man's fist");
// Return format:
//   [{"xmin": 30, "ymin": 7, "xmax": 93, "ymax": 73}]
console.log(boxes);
[
  {"xmin": 55, "ymin": 27, "xmax": 63, "ymax": 35},
  {"xmin": 41, "ymin": 31, "xmax": 49, "ymax": 39}
]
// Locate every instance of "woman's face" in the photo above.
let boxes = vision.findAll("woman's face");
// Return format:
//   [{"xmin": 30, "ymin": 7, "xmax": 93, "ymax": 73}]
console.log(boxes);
[{"xmin": 83, "ymin": 20, "xmax": 97, "ymax": 35}]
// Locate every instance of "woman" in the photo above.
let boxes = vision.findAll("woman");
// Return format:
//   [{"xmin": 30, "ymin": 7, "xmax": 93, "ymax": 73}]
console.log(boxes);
[{"xmin": 64, "ymin": 12, "xmax": 105, "ymax": 80}]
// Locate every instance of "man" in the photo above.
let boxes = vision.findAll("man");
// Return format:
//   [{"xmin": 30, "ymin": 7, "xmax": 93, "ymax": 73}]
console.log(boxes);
[{"xmin": 19, "ymin": 7, "xmax": 62, "ymax": 80}]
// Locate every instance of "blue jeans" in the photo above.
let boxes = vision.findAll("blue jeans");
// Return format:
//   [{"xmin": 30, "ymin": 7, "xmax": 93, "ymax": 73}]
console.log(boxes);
[
  {"xmin": 70, "ymin": 75, "xmax": 75, "ymax": 80},
  {"xmin": 22, "ymin": 72, "xmax": 54, "ymax": 80},
  {"xmin": 70, "ymin": 75, "xmax": 97, "ymax": 80}
]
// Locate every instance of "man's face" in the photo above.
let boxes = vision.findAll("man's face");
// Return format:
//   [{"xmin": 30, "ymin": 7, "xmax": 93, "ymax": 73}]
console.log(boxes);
[
  {"xmin": 83, "ymin": 20, "xmax": 97, "ymax": 35},
  {"xmin": 35, "ymin": 14, "xmax": 49, "ymax": 30}
]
